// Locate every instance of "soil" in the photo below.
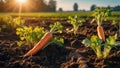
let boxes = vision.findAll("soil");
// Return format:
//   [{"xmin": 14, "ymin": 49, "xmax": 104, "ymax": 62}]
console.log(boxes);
[{"xmin": 0, "ymin": 17, "xmax": 120, "ymax": 68}]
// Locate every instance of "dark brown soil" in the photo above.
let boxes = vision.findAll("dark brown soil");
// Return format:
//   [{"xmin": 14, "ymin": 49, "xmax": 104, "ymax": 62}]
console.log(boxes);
[{"xmin": 0, "ymin": 17, "xmax": 120, "ymax": 68}]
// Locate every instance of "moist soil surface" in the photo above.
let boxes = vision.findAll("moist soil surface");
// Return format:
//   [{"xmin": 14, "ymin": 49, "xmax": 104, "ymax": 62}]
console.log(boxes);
[{"xmin": 0, "ymin": 17, "xmax": 120, "ymax": 68}]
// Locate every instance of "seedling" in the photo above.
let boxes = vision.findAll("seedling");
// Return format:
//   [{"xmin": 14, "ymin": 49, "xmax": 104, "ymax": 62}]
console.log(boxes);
[
  {"xmin": 49, "ymin": 22, "xmax": 63, "ymax": 33},
  {"xmin": 82, "ymin": 34, "xmax": 119, "ymax": 59},
  {"xmin": 67, "ymin": 15, "xmax": 85, "ymax": 35}
]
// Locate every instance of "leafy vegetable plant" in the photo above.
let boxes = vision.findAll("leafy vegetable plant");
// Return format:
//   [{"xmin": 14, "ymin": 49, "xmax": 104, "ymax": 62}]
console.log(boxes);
[
  {"xmin": 50, "ymin": 22, "xmax": 63, "ymax": 33},
  {"xmin": 67, "ymin": 15, "xmax": 85, "ymax": 35},
  {"xmin": 91, "ymin": 8, "xmax": 111, "ymax": 41},
  {"xmin": 16, "ymin": 26, "xmax": 47, "ymax": 46},
  {"xmin": 82, "ymin": 35, "xmax": 119, "ymax": 59},
  {"xmin": 24, "ymin": 22, "xmax": 63, "ymax": 57},
  {"xmin": 0, "ymin": 16, "xmax": 25, "ymax": 29}
]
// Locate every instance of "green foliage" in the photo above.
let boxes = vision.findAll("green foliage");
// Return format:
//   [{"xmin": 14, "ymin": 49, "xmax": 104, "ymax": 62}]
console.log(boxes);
[
  {"xmin": 67, "ymin": 15, "xmax": 85, "ymax": 35},
  {"xmin": 82, "ymin": 35, "xmax": 119, "ymax": 59},
  {"xmin": 0, "ymin": 16, "xmax": 25, "ymax": 29},
  {"xmin": 50, "ymin": 22, "xmax": 63, "ymax": 33},
  {"xmin": 106, "ymin": 34, "xmax": 117, "ymax": 45},
  {"xmin": 16, "ymin": 26, "xmax": 47, "ymax": 46},
  {"xmin": 0, "ymin": 12, "xmax": 93, "ymax": 18},
  {"xmin": 48, "ymin": 22, "xmax": 64, "ymax": 47},
  {"xmin": 12, "ymin": 17, "xmax": 25, "ymax": 28},
  {"xmin": 103, "ymin": 34, "xmax": 118, "ymax": 58},
  {"xmin": 0, "ymin": 16, "xmax": 10, "ymax": 24},
  {"xmin": 49, "ymin": 37, "xmax": 64, "ymax": 46},
  {"xmin": 0, "ymin": 12, "xmax": 120, "ymax": 19},
  {"xmin": 16, "ymin": 24, "xmax": 64, "ymax": 47},
  {"xmin": 91, "ymin": 7, "xmax": 111, "ymax": 25}
]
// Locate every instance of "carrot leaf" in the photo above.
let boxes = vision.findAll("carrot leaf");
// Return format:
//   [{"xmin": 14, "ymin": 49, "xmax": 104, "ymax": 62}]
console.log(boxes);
[
  {"xmin": 50, "ymin": 37, "xmax": 64, "ymax": 46},
  {"xmin": 16, "ymin": 26, "xmax": 47, "ymax": 46},
  {"xmin": 92, "ymin": 7, "xmax": 111, "ymax": 26},
  {"xmin": 67, "ymin": 15, "xmax": 85, "ymax": 35},
  {"xmin": 50, "ymin": 22, "xmax": 63, "ymax": 33},
  {"xmin": 82, "ymin": 35, "xmax": 120, "ymax": 59}
]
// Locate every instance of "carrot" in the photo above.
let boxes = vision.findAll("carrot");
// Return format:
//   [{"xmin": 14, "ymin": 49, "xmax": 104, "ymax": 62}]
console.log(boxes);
[
  {"xmin": 24, "ymin": 22, "xmax": 63, "ymax": 57},
  {"xmin": 24, "ymin": 32, "xmax": 53, "ymax": 57},
  {"xmin": 97, "ymin": 25, "xmax": 105, "ymax": 41}
]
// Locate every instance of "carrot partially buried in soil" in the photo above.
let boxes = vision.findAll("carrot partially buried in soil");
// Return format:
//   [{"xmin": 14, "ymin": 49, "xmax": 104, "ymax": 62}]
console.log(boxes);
[{"xmin": 24, "ymin": 22, "xmax": 63, "ymax": 57}]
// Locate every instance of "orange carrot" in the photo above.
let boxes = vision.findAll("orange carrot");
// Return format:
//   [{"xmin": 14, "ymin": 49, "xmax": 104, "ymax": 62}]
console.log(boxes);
[
  {"xmin": 97, "ymin": 25, "xmax": 105, "ymax": 41},
  {"xmin": 24, "ymin": 32, "xmax": 53, "ymax": 57}
]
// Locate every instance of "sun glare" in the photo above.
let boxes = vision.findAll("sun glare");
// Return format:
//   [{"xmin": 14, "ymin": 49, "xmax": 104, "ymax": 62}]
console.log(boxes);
[{"xmin": 17, "ymin": 0, "xmax": 26, "ymax": 3}]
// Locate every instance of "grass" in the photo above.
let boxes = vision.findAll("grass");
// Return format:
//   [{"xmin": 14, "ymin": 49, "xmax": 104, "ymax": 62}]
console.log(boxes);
[
  {"xmin": 112, "ymin": 12, "xmax": 120, "ymax": 17},
  {"xmin": 0, "ymin": 11, "xmax": 120, "ymax": 19},
  {"xmin": 0, "ymin": 12, "xmax": 92, "ymax": 18}
]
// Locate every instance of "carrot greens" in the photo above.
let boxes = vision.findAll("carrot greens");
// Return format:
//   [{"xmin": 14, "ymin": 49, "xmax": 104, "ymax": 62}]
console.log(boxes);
[
  {"xmin": 82, "ymin": 34, "xmax": 120, "ymax": 59},
  {"xmin": 67, "ymin": 15, "xmax": 85, "ymax": 35}
]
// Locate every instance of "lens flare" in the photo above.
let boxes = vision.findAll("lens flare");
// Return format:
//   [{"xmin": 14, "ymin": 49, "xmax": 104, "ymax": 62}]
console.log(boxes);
[{"xmin": 17, "ymin": 0, "xmax": 26, "ymax": 3}]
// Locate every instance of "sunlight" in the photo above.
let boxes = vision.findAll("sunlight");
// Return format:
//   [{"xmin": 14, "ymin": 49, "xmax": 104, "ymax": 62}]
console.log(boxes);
[{"xmin": 17, "ymin": 0, "xmax": 26, "ymax": 3}]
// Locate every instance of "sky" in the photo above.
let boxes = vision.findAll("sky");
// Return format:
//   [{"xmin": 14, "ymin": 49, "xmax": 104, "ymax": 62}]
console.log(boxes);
[{"xmin": 46, "ymin": 0, "xmax": 120, "ymax": 11}]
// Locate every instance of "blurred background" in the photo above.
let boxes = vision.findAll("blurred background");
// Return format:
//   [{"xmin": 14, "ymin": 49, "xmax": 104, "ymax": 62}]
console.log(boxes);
[{"xmin": 0, "ymin": 0, "xmax": 120, "ymax": 12}]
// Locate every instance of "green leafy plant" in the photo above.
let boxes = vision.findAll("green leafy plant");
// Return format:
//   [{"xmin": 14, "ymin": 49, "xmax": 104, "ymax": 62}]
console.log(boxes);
[
  {"xmin": 12, "ymin": 17, "xmax": 25, "ymax": 28},
  {"xmin": 24, "ymin": 22, "xmax": 64, "ymax": 57},
  {"xmin": 16, "ymin": 26, "xmax": 47, "ymax": 46},
  {"xmin": 91, "ymin": 7, "xmax": 111, "ymax": 41},
  {"xmin": 67, "ymin": 15, "xmax": 85, "ymax": 35},
  {"xmin": 49, "ymin": 37, "xmax": 64, "ymax": 46},
  {"xmin": 49, "ymin": 21, "xmax": 64, "ymax": 46},
  {"xmin": 0, "ymin": 16, "xmax": 25, "ymax": 29},
  {"xmin": 82, "ymin": 34, "xmax": 119, "ymax": 59},
  {"xmin": 91, "ymin": 7, "xmax": 111, "ymax": 25},
  {"xmin": 16, "ymin": 22, "xmax": 64, "ymax": 47},
  {"xmin": 43, "ymin": 37, "xmax": 64, "ymax": 49},
  {"xmin": 50, "ymin": 21, "xmax": 63, "ymax": 33}
]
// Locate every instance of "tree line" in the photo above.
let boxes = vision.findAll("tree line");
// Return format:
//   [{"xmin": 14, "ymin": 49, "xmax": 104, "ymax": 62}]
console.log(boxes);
[
  {"xmin": 59, "ymin": 3, "xmax": 120, "ymax": 12},
  {"xmin": 90, "ymin": 4, "xmax": 120, "ymax": 11},
  {"xmin": 0, "ymin": 0, "xmax": 56, "ymax": 12},
  {"xmin": 0, "ymin": 0, "xmax": 120, "ymax": 12}
]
